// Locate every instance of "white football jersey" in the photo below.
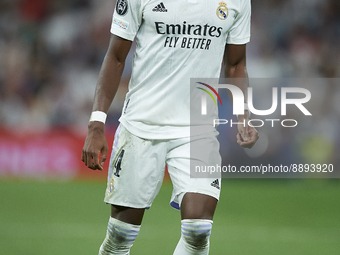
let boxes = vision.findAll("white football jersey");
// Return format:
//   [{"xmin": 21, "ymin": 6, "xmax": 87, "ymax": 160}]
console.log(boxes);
[{"xmin": 110, "ymin": 0, "xmax": 251, "ymax": 139}]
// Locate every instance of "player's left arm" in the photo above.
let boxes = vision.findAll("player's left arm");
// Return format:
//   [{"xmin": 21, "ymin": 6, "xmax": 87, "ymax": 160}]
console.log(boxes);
[{"xmin": 223, "ymin": 43, "xmax": 259, "ymax": 148}]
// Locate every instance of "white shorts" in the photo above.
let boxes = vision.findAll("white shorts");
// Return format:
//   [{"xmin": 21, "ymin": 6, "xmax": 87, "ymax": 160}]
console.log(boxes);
[{"xmin": 104, "ymin": 124, "xmax": 221, "ymax": 210}]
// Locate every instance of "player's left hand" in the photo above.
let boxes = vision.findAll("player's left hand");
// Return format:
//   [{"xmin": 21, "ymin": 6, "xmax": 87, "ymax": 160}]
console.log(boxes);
[{"xmin": 236, "ymin": 115, "xmax": 259, "ymax": 149}]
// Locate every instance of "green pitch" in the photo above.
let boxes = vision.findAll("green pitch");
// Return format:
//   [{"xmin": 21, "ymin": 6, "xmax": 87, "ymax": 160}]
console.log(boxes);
[{"xmin": 0, "ymin": 179, "xmax": 339, "ymax": 254}]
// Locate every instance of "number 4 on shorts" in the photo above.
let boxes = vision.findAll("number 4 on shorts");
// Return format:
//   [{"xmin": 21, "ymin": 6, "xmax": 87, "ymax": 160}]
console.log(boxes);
[{"xmin": 114, "ymin": 150, "xmax": 125, "ymax": 177}]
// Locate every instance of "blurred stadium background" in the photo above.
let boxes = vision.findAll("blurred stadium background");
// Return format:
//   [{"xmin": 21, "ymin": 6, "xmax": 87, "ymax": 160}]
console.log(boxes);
[{"xmin": 0, "ymin": 0, "xmax": 340, "ymax": 254}]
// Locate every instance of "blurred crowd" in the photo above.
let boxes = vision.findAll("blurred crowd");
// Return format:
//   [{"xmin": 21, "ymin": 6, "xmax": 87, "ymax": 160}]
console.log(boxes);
[
  {"xmin": 249, "ymin": 0, "xmax": 340, "ymax": 78},
  {"xmin": 0, "ymin": 0, "xmax": 340, "ymax": 171},
  {"xmin": 0, "ymin": 0, "xmax": 132, "ymax": 131}
]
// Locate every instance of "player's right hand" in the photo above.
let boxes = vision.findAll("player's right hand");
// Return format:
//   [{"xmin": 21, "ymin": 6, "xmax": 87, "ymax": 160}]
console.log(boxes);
[{"xmin": 81, "ymin": 122, "xmax": 109, "ymax": 171}]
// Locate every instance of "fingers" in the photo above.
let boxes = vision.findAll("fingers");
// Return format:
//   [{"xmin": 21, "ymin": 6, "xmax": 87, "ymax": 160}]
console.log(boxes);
[
  {"xmin": 245, "ymin": 125, "xmax": 250, "ymax": 140},
  {"xmin": 236, "ymin": 133, "xmax": 250, "ymax": 148},
  {"xmin": 81, "ymin": 149, "xmax": 89, "ymax": 169},
  {"xmin": 237, "ymin": 127, "xmax": 259, "ymax": 149},
  {"xmin": 82, "ymin": 147, "xmax": 102, "ymax": 171},
  {"xmin": 238, "ymin": 123, "xmax": 249, "ymax": 142},
  {"xmin": 100, "ymin": 145, "xmax": 109, "ymax": 167},
  {"xmin": 86, "ymin": 150, "xmax": 96, "ymax": 170},
  {"xmin": 236, "ymin": 133, "xmax": 244, "ymax": 145},
  {"xmin": 92, "ymin": 150, "xmax": 103, "ymax": 171}
]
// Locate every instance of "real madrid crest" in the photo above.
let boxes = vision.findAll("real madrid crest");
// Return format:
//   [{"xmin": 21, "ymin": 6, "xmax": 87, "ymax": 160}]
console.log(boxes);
[{"xmin": 216, "ymin": 1, "xmax": 228, "ymax": 20}]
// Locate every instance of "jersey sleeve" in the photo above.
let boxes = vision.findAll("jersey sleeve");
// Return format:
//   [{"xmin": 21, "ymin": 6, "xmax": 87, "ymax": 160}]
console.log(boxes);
[
  {"xmin": 110, "ymin": 0, "xmax": 143, "ymax": 41},
  {"xmin": 226, "ymin": 0, "xmax": 251, "ymax": 45}
]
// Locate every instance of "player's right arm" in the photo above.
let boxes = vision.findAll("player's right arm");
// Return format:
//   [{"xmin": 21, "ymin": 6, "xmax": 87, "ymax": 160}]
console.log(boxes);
[{"xmin": 81, "ymin": 34, "xmax": 132, "ymax": 171}]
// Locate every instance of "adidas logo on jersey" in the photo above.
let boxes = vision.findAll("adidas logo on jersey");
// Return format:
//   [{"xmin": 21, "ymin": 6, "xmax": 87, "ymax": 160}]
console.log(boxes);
[
  {"xmin": 211, "ymin": 179, "xmax": 220, "ymax": 189},
  {"xmin": 152, "ymin": 2, "xmax": 168, "ymax": 12}
]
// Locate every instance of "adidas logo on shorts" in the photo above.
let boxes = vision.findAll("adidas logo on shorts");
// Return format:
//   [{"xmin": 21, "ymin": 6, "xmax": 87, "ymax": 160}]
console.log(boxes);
[
  {"xmin": 152, "ymin": 2, "xmax": 168, "ymax": 12},
  {"xmin": 211, "ymin": 179, "xmax": 220, "ymax": 190}
]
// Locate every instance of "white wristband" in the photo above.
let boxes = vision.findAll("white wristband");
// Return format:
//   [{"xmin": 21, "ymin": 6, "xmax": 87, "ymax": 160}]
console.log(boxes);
[
  {"xmin": 89, "ymin": 111, "xmax": 107, "ymax": 124},
  {"xmin": 236, "ymin": 103, "xmax": 251, "ymax": 118}
]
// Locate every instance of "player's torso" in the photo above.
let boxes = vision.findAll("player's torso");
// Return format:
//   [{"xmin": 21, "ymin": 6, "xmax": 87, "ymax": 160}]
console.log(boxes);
[{"xmin": 119, "ymin": 0, "xmax": 248, "ymax": 137}]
